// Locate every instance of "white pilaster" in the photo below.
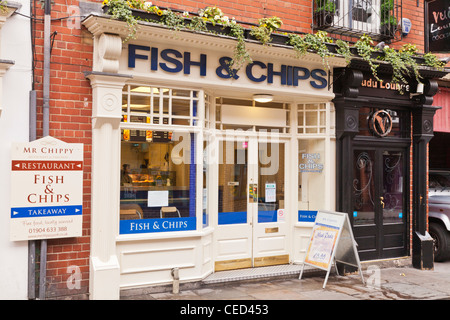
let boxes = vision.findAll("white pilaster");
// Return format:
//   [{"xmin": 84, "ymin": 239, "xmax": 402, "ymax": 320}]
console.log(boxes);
[{"xmin": 87, "ymin": 68, "xmax": 131, "ymax": 299}]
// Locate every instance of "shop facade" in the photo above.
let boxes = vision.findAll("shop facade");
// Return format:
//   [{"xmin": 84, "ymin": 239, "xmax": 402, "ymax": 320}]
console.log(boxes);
[
  {"xmin": 333, "ymin": 62, "xmax": 446, "ymax": 267},
  {"xmin": 82, "ymin": 15, "xmax": 346, "ymax": 298}
]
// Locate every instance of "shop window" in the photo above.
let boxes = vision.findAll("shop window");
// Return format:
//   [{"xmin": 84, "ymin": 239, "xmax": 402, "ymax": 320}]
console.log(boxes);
[
  {"xmin": 215, "ymin": 97, "xmax": 290, "ymax": 133},
  {"xmin": 358, "ymin": 107, "xmax": 411, "ymax": 138},
  {"xmin": 122, "ymin": 85, "xmax": 200, "ymax": 126},
  {"xmin": 297, "ymin": 103, "xmax": 328, "ymax": 134},
  {"xmin": 119, "ymin": 130, "xmax": 197, "ymax": 234},
  {"xmin": 298, "ymin": 139, "xmax": 326, "ymax": 222}
]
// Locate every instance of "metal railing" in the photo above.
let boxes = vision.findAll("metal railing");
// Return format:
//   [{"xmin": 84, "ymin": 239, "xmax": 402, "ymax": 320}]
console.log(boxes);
[{"xmin": 312, "ymin": 0, "xmax": 402, "ymax": 41}]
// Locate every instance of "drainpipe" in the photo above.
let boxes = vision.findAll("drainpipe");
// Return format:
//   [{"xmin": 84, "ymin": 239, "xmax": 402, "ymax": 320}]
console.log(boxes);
[{"xmin": 39, "ymin": 0, "xmax": 51, "ymax": 300}]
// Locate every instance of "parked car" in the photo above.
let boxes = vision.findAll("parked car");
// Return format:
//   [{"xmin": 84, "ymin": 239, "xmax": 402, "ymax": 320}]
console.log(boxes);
[{"xmin": 429, "ymin": 170, "xmax": 450, "ymax": 261}]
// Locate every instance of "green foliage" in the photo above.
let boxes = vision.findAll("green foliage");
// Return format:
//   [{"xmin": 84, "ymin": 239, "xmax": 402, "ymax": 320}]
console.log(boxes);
[
  {"xmin": 249, "ymin": 16, "xmax": 282, "ymax": 46},
  {"xmin": 228, "ymin": 22, "xmax": 252, "ymax": 73},
  {"xmin": 336, "ymin": 39, "xmax": 352, "ymax": 64},
  {"xmin": 188, "ymin": 16, "xmax": 208, "ymax": 32},
  {"xmin": 354, "ymin": 34, "xmax": 380, "ymax": 81},
  {"xmin": 161, "ymin": 9, "xmax": 184, "ymax": 31},
  {"xmin": 315, "ymin": 0, "xmax": 336, "ymax": 13},
  {"xmin": 380, "ymin": 0, "xmax": 397, "ymax": 26},
  {"xmin": 106, "ymin": 0, "xmax": 138, "ymax": 42},
  {"xmin": 288, "ymin": 31, "xmax": 335, "ymax": 69},
  {"xmin": 102, "ymin": 0, "xmax": 447, "ymax": 85},
  {"xmin": 423, "ymin": 52, "xmax": 446, "ymax": 69}
]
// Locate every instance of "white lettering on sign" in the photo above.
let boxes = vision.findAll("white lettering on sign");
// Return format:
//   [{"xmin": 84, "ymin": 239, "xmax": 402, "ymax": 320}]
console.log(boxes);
[{"xmin": 299, "ymin": 153, "xmax": 323, "ymax": 173}]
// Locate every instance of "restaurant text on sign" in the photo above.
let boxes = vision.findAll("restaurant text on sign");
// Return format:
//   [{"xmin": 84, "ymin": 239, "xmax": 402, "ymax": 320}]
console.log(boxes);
[{"xmin": 10, "ymin": 136, "xmax": 84, "ymax": 241}]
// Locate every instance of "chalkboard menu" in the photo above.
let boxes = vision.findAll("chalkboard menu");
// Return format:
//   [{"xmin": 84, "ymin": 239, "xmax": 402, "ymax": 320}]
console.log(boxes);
[{"xmin": 426, "ymin": 0, "xmax": 450, "ymax": 53}]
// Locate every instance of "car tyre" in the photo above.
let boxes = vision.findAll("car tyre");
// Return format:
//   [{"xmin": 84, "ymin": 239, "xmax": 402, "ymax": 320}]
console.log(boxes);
[{"xmin": 429, "ymin": 222, "xmax": 450, "ymax": 262}]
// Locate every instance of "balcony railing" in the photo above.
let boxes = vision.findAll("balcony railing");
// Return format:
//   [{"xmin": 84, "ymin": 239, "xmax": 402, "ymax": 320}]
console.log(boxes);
[{"xmin": 312, "ymin": 0, "xmax": 402, "ymax": 41}]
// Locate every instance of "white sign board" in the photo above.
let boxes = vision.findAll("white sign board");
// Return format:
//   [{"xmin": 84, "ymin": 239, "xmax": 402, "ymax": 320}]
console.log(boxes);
[
  {"xmin": 10, "ymin": 136, "xmax": 83, "ymax": 241},
  {"xmin": 299, "ymin": 210, "xmax": 365, "ymax": 288},
  {"xmin": 147, "ymin": 190, "xmax": 169, "ymax": 207}
]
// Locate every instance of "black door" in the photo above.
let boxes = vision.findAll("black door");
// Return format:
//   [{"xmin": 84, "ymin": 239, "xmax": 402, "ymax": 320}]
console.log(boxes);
[{"xmin": 352, "ymin": 145, "xmax": 408, "ymax": 260}]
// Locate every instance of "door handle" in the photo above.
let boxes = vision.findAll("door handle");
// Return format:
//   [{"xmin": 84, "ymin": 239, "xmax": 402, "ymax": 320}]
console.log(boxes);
[{"xmin": 380, "ymin": 196, "xmax": 385, "ymax": 209}]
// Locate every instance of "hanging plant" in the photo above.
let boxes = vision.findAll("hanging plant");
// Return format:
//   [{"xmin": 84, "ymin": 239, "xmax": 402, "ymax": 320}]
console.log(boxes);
[
  {"xmin": 103, "ymin": 0, "xmax": 138, "ymax": 42},
  {"xmin": 161, "ymin": 8, "xmax": 184, "ymax": 31},
  {"xmin": 287, "ymin": 31, "xmax": 335, "ymax": 69},
  {"xmin": 353, "ymin": 34, "xmax": 380, "ymax": 81},
  {"xmin": 249, "ymin": 16, "xmax": 283, "ymax": 46},
  {"xmin": 423, "ymin": 52, "xmax": 446, "ymax": 69},
  {"xmin": 336, "ymin": 39, "xmax": 353, "ymax": 64},
  {"xmin": 228, "ymin": 22, "xmax": 252, "ymax": 74},
  {"xmin": 100, "ymin": 0, "xmax": 447, "ymax": 85},
  {"xmin": 187, "ymin": 15, "xmax": 208, "ymax": 32}
]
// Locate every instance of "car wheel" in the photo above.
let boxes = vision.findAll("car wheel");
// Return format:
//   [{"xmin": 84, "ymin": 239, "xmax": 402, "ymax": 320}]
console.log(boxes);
[{"xmin": 429, "ymin": 222, "xmax": 450, "ymax": 262}]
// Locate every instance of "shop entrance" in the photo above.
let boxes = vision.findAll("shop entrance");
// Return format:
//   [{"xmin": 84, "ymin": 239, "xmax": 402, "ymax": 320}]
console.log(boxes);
[
  {"xmin": 351, "ymin": 144, "xmax": 408, "ymax": 261},
  {"xmin": 214, "ymin": 137, "xmax": 288, "ymax": 271}
]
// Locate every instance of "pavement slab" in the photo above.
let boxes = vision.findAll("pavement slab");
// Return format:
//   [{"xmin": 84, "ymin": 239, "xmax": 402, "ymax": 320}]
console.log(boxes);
[{"xmin": 120, "ymin": 261, "xmax": 450, "ymax": 301}]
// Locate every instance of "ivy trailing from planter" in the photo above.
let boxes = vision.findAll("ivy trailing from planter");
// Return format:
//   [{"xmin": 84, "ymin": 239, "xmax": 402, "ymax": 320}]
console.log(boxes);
[
  {"xmin": 287, "ymin": 31, "xmax": 336, "ymax": 69},
  {"xmin": 228, "ymin": 22, "xmax": 252, "ymax": 75},
  {"xmin": 249, "ymin": 16, "xmax": 282, "ymax": 46},
  {"xmin": 101, "ymin": 0, "xmax": 448, "ymax": 87},
  {"xmin": 353, "ymin": 34, "xmax": 381, "ymax": 81},
  {"xmin": 103, "ymin": 0, "xmax": 138, "ymax": 42}
]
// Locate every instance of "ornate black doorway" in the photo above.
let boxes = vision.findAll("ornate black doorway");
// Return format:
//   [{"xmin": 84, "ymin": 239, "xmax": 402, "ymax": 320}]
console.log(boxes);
[{"xmin": 352, "ymin": 145, "xmax": 408, "ymax": 260}]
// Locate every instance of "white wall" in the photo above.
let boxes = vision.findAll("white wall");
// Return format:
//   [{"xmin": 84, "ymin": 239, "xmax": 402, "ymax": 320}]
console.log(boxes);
[{"xmin": 0, "ymin": 0, "xmax": 32, "ymax": 300}]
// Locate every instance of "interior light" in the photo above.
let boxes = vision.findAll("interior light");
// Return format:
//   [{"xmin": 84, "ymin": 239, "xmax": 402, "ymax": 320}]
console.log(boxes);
[
  {"xmin": 130, "ymin": 87, "xmax": 170, "ymax": 94},
  {"xmin": 253, "ymin": 94, "xmax": 273, "ymax": 103}
]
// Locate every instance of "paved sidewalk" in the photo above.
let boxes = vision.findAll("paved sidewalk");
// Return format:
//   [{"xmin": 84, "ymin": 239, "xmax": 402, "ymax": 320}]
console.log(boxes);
[{"xmin": 121, "ymin": 260, "xmax": 450, "ymax": 300}]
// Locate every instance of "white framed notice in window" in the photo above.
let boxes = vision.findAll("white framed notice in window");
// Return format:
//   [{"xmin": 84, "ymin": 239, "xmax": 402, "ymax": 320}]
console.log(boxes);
[{"xmin": 147, "ymin": 190, "xmax": 169, "ymax": 207}]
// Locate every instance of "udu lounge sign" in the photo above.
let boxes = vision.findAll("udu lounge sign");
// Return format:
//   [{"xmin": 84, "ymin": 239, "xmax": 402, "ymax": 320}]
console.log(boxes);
[{"xmin": 10, "ymin": 136, "xmax": 83, "ymax": 241}]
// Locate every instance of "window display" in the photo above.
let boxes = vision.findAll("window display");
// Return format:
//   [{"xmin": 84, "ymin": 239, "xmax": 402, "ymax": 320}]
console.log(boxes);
[
  {"xmin": 119, "ymin": 131, "xmax": 197, "ymax": 234},
  {"xmin": 298, "ymin": 139, "xmax": 325, "ymax": 222}
]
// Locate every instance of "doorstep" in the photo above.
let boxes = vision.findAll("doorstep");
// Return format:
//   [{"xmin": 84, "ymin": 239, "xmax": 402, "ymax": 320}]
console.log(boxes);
[{"xmin": 202, "ymin": 264, "xmax": 315, "ymax": 285}]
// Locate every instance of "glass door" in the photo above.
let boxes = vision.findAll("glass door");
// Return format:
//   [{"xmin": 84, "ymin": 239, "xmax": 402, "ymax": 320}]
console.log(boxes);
[
  {"xmin": 214, "ymin": 137, "xmax": 289, "ymax": 271},
  {"xmin": 252, "ymin": 141, "xmax": 289, "ymax": 267},
  {"xmin": 214, "ymin": 138, "xmax": 252, "ymax": 271},
  {"xmin": 352, "ymin": 146, "xmax": 407, "ymax": 260}
]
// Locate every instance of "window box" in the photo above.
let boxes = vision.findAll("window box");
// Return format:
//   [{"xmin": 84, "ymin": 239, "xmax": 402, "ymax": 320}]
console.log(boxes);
[
  {"xmin": 102, "ymin": 5, "xmax": 164, "ymax": 23},
  {"xmin": 245, "ymin": 30, "xmax": 289, "ymax": 45},
  {"xmin": 205, "ymin": 23, "xmax": 232, "ymax": 36}
]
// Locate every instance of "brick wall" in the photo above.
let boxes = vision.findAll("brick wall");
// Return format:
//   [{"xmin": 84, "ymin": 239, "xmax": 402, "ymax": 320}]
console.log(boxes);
[
  {"xmin": 33, "ymin": 0, "xmax": 93, "ymax": 299},
  {"xmin": 33, "ymin": 0, "xmax": 433, "ymax": 299}
]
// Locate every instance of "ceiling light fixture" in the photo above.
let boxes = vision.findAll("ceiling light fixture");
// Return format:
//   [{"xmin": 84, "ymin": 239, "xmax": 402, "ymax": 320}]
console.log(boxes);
[{"xmin": 253, "ymin": 94, "xmax": 273, "ymax": 103}]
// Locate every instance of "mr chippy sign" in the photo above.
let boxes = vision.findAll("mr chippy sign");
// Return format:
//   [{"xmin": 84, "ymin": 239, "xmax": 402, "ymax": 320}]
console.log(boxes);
[{"xmin": 10, "ymin": 136, "xmax": 83, "ymax": 241}]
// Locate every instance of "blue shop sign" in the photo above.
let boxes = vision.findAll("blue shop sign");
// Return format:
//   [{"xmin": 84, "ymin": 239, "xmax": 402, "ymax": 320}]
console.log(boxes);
[
  {"xmin": 298, "ymin": 210, "xmax": 317, "ymax": 222},
  {"xmin": 11, "ymin": 205, "xmax": 82, "ymax": 218},
  {"xmin": 120, "ymin": 217, "xmax": 196, "ymax": 234},
  {"xmin": 128, "ymin": 44, "xmax": 328, "ymax": 89}
]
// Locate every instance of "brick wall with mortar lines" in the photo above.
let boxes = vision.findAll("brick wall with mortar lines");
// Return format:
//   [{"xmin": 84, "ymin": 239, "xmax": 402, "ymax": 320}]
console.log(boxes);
[
  {"xmin": 33, "ymin": 0, "xmax": 433, "ymax": 299},
  {"xmin": 33, "ymin": 0, "xmax": 93, "ymax": 298}
]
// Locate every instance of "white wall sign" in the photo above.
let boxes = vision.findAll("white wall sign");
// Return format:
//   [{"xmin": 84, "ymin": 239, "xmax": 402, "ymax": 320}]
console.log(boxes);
[{"xmin": 10, "ymin": 136, "xmax": 84, "ymax": 241}]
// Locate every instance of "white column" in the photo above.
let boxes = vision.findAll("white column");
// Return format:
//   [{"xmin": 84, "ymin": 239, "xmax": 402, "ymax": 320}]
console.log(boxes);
[{"xmin": 87, "ymin": 72, "xmax": 130, "ymax": 300}]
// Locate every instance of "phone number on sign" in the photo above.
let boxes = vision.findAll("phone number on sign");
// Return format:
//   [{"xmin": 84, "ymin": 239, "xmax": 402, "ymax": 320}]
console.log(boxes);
[{"xmin": 29, "ymin": 226, "xmax": 67, "ymax": 233}]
